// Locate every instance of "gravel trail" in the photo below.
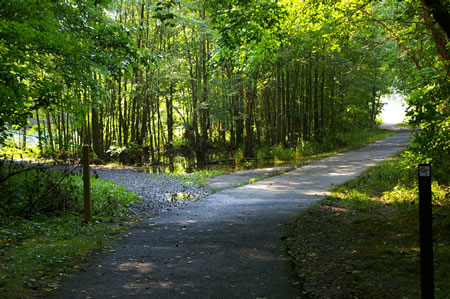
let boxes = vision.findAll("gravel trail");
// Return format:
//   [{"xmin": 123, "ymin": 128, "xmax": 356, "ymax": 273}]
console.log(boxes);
[{"xmin": 90, "ymin": 168, "xmax": 210, "ymax": 218}]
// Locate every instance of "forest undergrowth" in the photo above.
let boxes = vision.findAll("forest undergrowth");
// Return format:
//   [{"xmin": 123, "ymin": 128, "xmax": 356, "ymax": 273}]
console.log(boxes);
[
  {"xmin": 286, "ymin": 154, "xmax": 449, "ymax": 298},
  {"xmin": 0, "ymin": 164, "xmax": 142, "ymax": 297}
]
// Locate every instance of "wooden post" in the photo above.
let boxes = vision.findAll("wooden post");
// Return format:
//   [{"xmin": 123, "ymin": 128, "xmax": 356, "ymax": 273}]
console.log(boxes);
[{"xmin": 83, "ymin": 144, "xmax": 91, "ymax": 223}]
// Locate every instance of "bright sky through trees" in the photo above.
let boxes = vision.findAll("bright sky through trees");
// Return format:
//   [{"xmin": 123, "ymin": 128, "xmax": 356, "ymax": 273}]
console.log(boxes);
[{"xmin": 380, "ymin": 94, "xmax": 406, "ymax": 124}]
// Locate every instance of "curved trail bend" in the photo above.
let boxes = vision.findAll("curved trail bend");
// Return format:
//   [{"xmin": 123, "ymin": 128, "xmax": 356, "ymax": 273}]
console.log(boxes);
[{"xmin": 50, "ymin": 131, "xmax": 411, "ymax": 298}]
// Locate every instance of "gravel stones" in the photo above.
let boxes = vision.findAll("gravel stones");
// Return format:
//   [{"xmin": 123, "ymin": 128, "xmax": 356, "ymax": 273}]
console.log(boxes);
[{"xmin": 92, "ymin": 168, "xmax": 210, "ymax": 218}]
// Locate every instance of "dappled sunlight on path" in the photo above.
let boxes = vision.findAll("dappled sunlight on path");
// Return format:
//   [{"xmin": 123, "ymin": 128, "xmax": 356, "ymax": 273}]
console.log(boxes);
[{"xmin": 49, "ymin": 132, "xmax": 411, "ymax": 298}]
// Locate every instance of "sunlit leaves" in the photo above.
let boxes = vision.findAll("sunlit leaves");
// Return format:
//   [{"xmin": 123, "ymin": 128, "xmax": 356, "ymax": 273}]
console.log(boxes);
[{"xmin": 0, "ymin": 0, "xmax": 136, "ymax": 143}]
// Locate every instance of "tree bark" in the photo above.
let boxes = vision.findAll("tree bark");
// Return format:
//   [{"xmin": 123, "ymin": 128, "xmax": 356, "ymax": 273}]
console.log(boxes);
[
  {"xmin": 36, "ymin": 110, "xmax": 42, "ymax": 152},
  {"xmin": 166, "ymin": 82, "xmax": 174, "ymax": 147},
  {"xmin": 91, "ymin": 105, "xmax": 105, "ymax": 160},
  {"xmin": 276, "ymin": 62, "xmax": 282, "ymax": 144},
  {"xmin": 46, "ymin": 110, "xmax": 54, "ymax": 151},
  {"xmin": 244, "ymin": 82, "xmax": 256, "ymax": 158},
  {"xmin": 421, "ymin": 0, "xmax": 450, "ymax": 39}
]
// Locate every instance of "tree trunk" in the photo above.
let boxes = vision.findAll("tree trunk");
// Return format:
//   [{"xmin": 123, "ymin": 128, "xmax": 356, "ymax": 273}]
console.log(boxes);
[
  {"xmin": 91, "ymin": 105, "xmax": 105, "ymax": 160},
  {"xmin": 244, "ymin": 83, "xmax": 256, "ymax": 158},
  {"xmin": 22, "ymin": 126, "xmax": 26, "ymax": 149},
  {"xmin": 421, "ymin": 0, "xmax": 450, "ymax": 39},
  {"xmin": 276, "ymin": 62, "xmax": 282, "ymax": 144},
  {"xmin": 236, "ymin": 90, "xmax": 244, "ymax": 146},
  {"xmin": 166, "ymin": 82, "xmax": 174, "ymax": 147},
  {"xmin": 281, "ymin": 69, "xmax": 286, "ymax": 144},
  {"xmin": 313, "ymin": 57, "xmax": 320, "ymax": 139},
  {"xmin": 123, "ymin": 78, "xmax": 129, "ymax": 145},
  {"xmin": 118, "ymin": 77, "xmax": 123, "ymax": 146},
  {"xmin": 198, "ymin": 34, "xmax": 209, "ymax": 165},
  {"xmin": 320, "ymin": 65, "xmax": 325, "ymax": 133},
  {"xmin": 36, "ymin": 110, "xmax": 43, "ymax": 152},
  {"xmin": 46, "ymin": 110, "xmax": 54, "ymax": 151}
]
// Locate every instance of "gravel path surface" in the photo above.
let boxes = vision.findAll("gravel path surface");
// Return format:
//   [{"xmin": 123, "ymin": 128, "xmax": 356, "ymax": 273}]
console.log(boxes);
[
  {"xmin": 91, "ymin": 169, "xmax": 209, "ymax": 218},
  {"xmin": 12, "ymin": 161, "xmax": 210, "ymax": 218}
]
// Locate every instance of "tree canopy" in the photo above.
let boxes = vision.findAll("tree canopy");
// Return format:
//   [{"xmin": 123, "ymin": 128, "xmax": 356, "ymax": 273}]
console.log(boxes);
[{"xmin": 1, "ymin": 0, "xmax": 448, "ymax": 177}]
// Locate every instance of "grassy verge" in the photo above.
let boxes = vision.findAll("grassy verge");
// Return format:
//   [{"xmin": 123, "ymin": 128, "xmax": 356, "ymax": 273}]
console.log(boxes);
[
  {"xmin": 172, "ymin": 169, "xmax": 230, "ymax": 187},
  {"xmin": 0, "ymin": 215, "xmax": 127, "ymax": 297},
  {"xmin": 0, "ymin": 166, "xmax": 142, "ymax": 297},
  {"xmin": 286, "ymin": 155, "xmax": 449, "ymax": 298},
  {"xmin": 258, "ymin": 127, "xmax": 397, "ymax": 162}
]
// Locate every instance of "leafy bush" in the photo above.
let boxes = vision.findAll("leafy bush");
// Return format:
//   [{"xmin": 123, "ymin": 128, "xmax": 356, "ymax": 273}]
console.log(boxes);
[
  {"xmin": 256, "ymin": 146, "xmax": 272, "ymax": 160},
  {"xmin": 272, "ymin": 144, "xmax": 295, "ymax": 161},
  {"xmin": 234, "ymin": 148, "xmax": 244, "ymax": 165},
  {"xmin": 0, "ymin": 138, "xmax": 40, "ymax": 160},
  {"xmin": 341, "ymin": 104, "xmax": 372, "ymax": 129},
  {"xmin": 106, "ymin": 142, "xmax": 145, "ymax": 165},
  {"xmin": 88, "ymin": 177, "xmax": 142, "ymax": 221},
  {"xmin": 0, "ymin": 166, "xmax": 80, "ymax": 217},
  {"xmin": 295, "ymin": 140, "xmax": 314, "ymax": 156},
  {"xmin": 405, "ymin": 75, "xmax": 449, "ymax": 183},
  {"xmin": 0, "ymin": 164, "xmax": 141, "ymax": 221}
]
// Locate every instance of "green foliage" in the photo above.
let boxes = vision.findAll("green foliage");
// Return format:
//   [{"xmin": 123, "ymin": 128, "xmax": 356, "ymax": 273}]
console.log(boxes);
[
  {"xmin": 0, "ymin": 166, "xmax": 80, "ymax": 218},
  {"xmin": 272, "ymin": 144, "xmax": 295, "ymax": 161},
  {"xmin": 405, "ymin": 76, "xmax": 449, "ymax": 182},
  {"xmin": 332, "ymin": 154, "xmax": 448, "ymax": 211},
  {"xmin": 295, "ymin": 141, "xmax": 314, "ymax": 157},
  {"xmin": 89, "ymin": 177, "xmax": 142, "ymax": 221},
  {"xmin": 0, "ymin": 164, "xmax": 141, "ymax": 221},
  {"xmin": 106, "ymin": 143, "xmax": 144, "ymax": 165},
  {"xmin": 0, "ymin": 139, "xmax": 40, "ymax": 160},
  {"xmin": 0, "ymin": 0, "xmax": 137, "ymax": 144},
  {"xmin": 0, "ymin": 214, "xmax": 125, "ymax": 297},
  {"xmin": 256, "ymin": 146, "xmax": 272, "ymax": 160},
  {"xmin": 341, "ymin": 105, "xmax": 372, "ymax": 129},
  {"xmin": 233, "ymin": 148, "xmax": 244, "ymax": 165},
  {"xmin": 173, "ymin": 169, "xmax": 228, "ymax": 187}
]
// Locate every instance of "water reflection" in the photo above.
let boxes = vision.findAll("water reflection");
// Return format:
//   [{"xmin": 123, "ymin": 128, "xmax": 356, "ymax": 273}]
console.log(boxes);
[{"xmin": 142, "ymin": 155, "xmax": 291, "ymax": 174}]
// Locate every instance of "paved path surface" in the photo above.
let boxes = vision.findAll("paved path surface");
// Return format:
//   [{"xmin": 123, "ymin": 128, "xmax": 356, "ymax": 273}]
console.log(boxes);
[
  {"xmin": 207, "ymin": 163, "xmax": 298, "ymax": 191},
  {"xmin": 49, "ymin": 132, "xmax": 411, "ymax": 299}
]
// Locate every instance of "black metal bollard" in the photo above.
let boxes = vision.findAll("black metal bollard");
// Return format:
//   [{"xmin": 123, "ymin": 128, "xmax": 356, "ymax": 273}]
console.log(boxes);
[{"xmin": 418, "ymin": 164, "xmax": 433, "ymax": 299}]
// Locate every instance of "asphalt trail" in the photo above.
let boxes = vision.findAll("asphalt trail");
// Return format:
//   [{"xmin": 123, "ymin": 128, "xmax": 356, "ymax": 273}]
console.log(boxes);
[{"xmin": 49, "ymin": 131, "xmax": 411, "ymax": 298}]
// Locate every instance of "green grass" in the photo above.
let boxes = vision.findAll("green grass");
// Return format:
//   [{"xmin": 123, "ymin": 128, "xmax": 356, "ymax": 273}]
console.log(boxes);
[
  {"xmin": 395, "ymin": 122, "xmax": 411, "ymax": 128},
  {"xmin": 330, "ymin": 156, "xmax": 449, "ymax": 297},
  {"xmin": 288, "ymin": 154, "xmax": 449, "ymax": 298},
  {"xmin": 0, "ymin": 214, "xmax": 128, "ymax": 297},
  {"xmin": 257, "ymin": 127, "xmax": 396, "ymax": 163},
  {"xmin": 171, "ymin": 169, "xmax": 229, "ymax": 187},
  {"xmin": 0, "ymin": 165, "xmax": 142, "ymax": 297}
]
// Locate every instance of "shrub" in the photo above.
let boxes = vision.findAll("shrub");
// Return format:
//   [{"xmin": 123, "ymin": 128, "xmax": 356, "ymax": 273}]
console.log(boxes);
[
  {"xmin": 256, "ymin": 146, "xmax": 272, "ymax": 160},
  {"xmin": 295, "ymin": 141, "xmax": 314, "ymax": 157},
  {"xmin": 234, "ymin": 148, "xmax": 244, "ymax": 165},
  {"xmin": 0, "ymin": 165, "xmax": 79, "ymax": 217},
  {"xmin": 0, "ymin": 164, "xmax": 141, "ymax": 221},
  {"xmin": 107, "ymin": 143, "xmax": 145, "ymax": 165},
  {"xmin": 272, "ymin": 144, "xmax": 295, "ymax": 161}
]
